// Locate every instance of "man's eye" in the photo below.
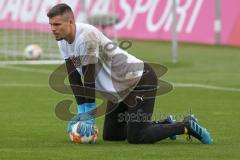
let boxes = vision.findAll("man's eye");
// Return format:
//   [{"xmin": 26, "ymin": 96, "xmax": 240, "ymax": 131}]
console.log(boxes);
[{"xmin": 52, "ymin": 24, "xmax": 60, "ymax": 26}]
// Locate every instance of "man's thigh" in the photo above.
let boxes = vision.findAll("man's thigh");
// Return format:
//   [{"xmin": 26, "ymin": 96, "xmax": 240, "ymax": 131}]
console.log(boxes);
[{"xmin": 102, "ymin": 101, "xmax": 128, "ymax": 141}]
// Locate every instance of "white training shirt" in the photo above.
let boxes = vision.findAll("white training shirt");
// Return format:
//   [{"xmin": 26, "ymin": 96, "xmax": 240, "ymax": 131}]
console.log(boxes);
[{"xmin": 57, "ymin": 23, "xmax": 144, "ymax": 102}]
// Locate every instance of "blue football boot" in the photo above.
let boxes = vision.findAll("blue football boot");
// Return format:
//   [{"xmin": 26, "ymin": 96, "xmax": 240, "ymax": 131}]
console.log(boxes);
[{"xmin": 183, "ymin": 115, "xmax": 213, "ymax": 144}]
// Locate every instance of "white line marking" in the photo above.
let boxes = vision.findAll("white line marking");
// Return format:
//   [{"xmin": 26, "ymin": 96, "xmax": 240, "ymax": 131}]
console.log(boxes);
[
  {"xmin": 0, "ymin": 65, "xmax": 52, "ymax": 74},
  {"xmin": 172, "ymin": 82, "xmax": 240, "ymax": 92},
  {"xmin": 0, "ymin": 83, "xmax": 49, "ymax": 87},
  {"xmin": 0, "ymin": 65, "xmax": 240, "ymax": 93},
  {"xmin": 1, "ymin": 82, "xmax": 240, "ymax": 93},
  {"xmin": 0, "ymin": 60, "xmax": 64, "ymax": 65}
]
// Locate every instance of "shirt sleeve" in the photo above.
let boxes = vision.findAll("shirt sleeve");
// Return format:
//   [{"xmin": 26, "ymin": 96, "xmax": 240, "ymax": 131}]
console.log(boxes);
[
  {"xmin": 65, "ymin": 58, "xmax": 85, "ymax": 105},
  {"xmin": 76, "ymin": 31, "xmax": 99, "ymax": 66}
]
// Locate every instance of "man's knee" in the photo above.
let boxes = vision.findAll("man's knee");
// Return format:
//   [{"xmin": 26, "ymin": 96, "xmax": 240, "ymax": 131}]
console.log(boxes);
[
  {"xmin": 103, "ymin": 133, "xmax": 126, "ymax": 141},
  {"xmin": 127, "ymin": 128, "xmax": 154, "ymax": 144},
  {"xmin": 127, "ymin": 136, "xmax": 143, "ymax": 144},
  {"xmin": 103, "ymin": 124, "xmax": 127, "ymax": 141}
]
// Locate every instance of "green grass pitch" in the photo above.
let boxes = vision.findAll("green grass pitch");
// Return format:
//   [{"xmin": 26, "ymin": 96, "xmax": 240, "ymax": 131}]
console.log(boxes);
[{"xmin": 0, "ymin": 40, "xmax": 240, "ymax": 160}]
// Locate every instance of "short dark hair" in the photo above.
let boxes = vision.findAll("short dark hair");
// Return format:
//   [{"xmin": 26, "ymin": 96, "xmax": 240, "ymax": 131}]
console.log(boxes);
[{"xmin": 47, "ymin": 3, "xmax": 74, "ymax": 19}]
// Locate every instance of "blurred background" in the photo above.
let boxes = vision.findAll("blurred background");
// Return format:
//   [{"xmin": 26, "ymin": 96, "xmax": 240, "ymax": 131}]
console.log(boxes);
[{"xmin": 0, "ymin": 0, "xmax": 239, "ymax": 63}]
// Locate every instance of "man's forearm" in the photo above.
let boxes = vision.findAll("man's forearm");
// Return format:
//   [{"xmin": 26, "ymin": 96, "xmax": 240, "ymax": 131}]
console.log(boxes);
[
  {"xmin": 65, "ymin": 58, "xmax": 85, "ymax": 105},
  {"xmin": 82, "ymin": 64, "xmax": 96, "ymax": 103}
]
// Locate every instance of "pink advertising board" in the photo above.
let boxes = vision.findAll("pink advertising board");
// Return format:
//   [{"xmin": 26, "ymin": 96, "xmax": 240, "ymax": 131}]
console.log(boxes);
[
  {"xmin": 113, "ymin": 0, "xmax": 215, "ymax": 44},
  {"xmin": 0, "ymin": 0, "xmax": 240, "ymax": 46},
  {"xmin": 221, "ymin": 0, "xmax": 240, "ymax": 46}
]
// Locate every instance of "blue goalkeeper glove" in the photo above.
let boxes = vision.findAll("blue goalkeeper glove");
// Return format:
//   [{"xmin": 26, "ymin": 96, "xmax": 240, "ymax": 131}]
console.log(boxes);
[
  {"xmin": 78, "ymin": 102, "xmax": 96, "ymax": 137},
  {"xmin": 67, "ymin": 103, "xmax": 96, "ymax": 137}
]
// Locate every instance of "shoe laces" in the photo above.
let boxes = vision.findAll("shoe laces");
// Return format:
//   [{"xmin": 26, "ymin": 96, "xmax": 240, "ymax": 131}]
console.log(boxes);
[{"xmin": 186, "ymin": 135, "xmax": 193, "ymax": 143}]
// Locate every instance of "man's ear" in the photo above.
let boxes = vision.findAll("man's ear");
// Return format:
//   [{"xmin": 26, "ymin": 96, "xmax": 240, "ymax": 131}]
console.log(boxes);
[{"xmin": 69, "ymin": 19, "xmax": 74, "ymax": 25}]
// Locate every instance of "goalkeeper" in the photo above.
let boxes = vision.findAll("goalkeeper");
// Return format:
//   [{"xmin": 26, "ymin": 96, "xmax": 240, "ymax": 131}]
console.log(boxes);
[{"xmin": 47, "ymin": 3, "xmax": 212, "ymax": 144}]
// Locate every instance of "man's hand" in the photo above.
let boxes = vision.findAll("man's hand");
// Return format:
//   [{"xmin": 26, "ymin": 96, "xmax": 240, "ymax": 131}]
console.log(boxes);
[
  {"xmin": 78, "ymin": 119, "xmax": 95, "ymax": 137},
  {"xmin": 67, "ymin": 103, "xmax": 96, "ymax": 137}
]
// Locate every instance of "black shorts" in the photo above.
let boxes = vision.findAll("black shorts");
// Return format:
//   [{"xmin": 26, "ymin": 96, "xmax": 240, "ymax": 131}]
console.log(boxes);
[{"xmin": 102, "ymin": 63, "xmax": 158, "ymax": 143}]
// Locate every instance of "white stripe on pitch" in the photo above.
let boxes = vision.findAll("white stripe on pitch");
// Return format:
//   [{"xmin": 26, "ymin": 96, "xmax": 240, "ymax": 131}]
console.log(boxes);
[
  {"xmin": 1, "ymin": 64, "xmax": 239, "ymax": 92},
  {"xmin": 0, "ymin": 83, "xmax": 48, "ymax": 87},
  {"xmin": 0, "ymin": 60, "xmax": 64, "ymax": 65},
  {"xmin": 0, "ymin": 82, "xmax": 240, "ymax": 93},
  {"xmin": 172, "ymin": 82, "xmax": 240, "ymax": 92},
  {"xmin": 0, "ymin": 65, "xmax": 51, "ymax": 74}
]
